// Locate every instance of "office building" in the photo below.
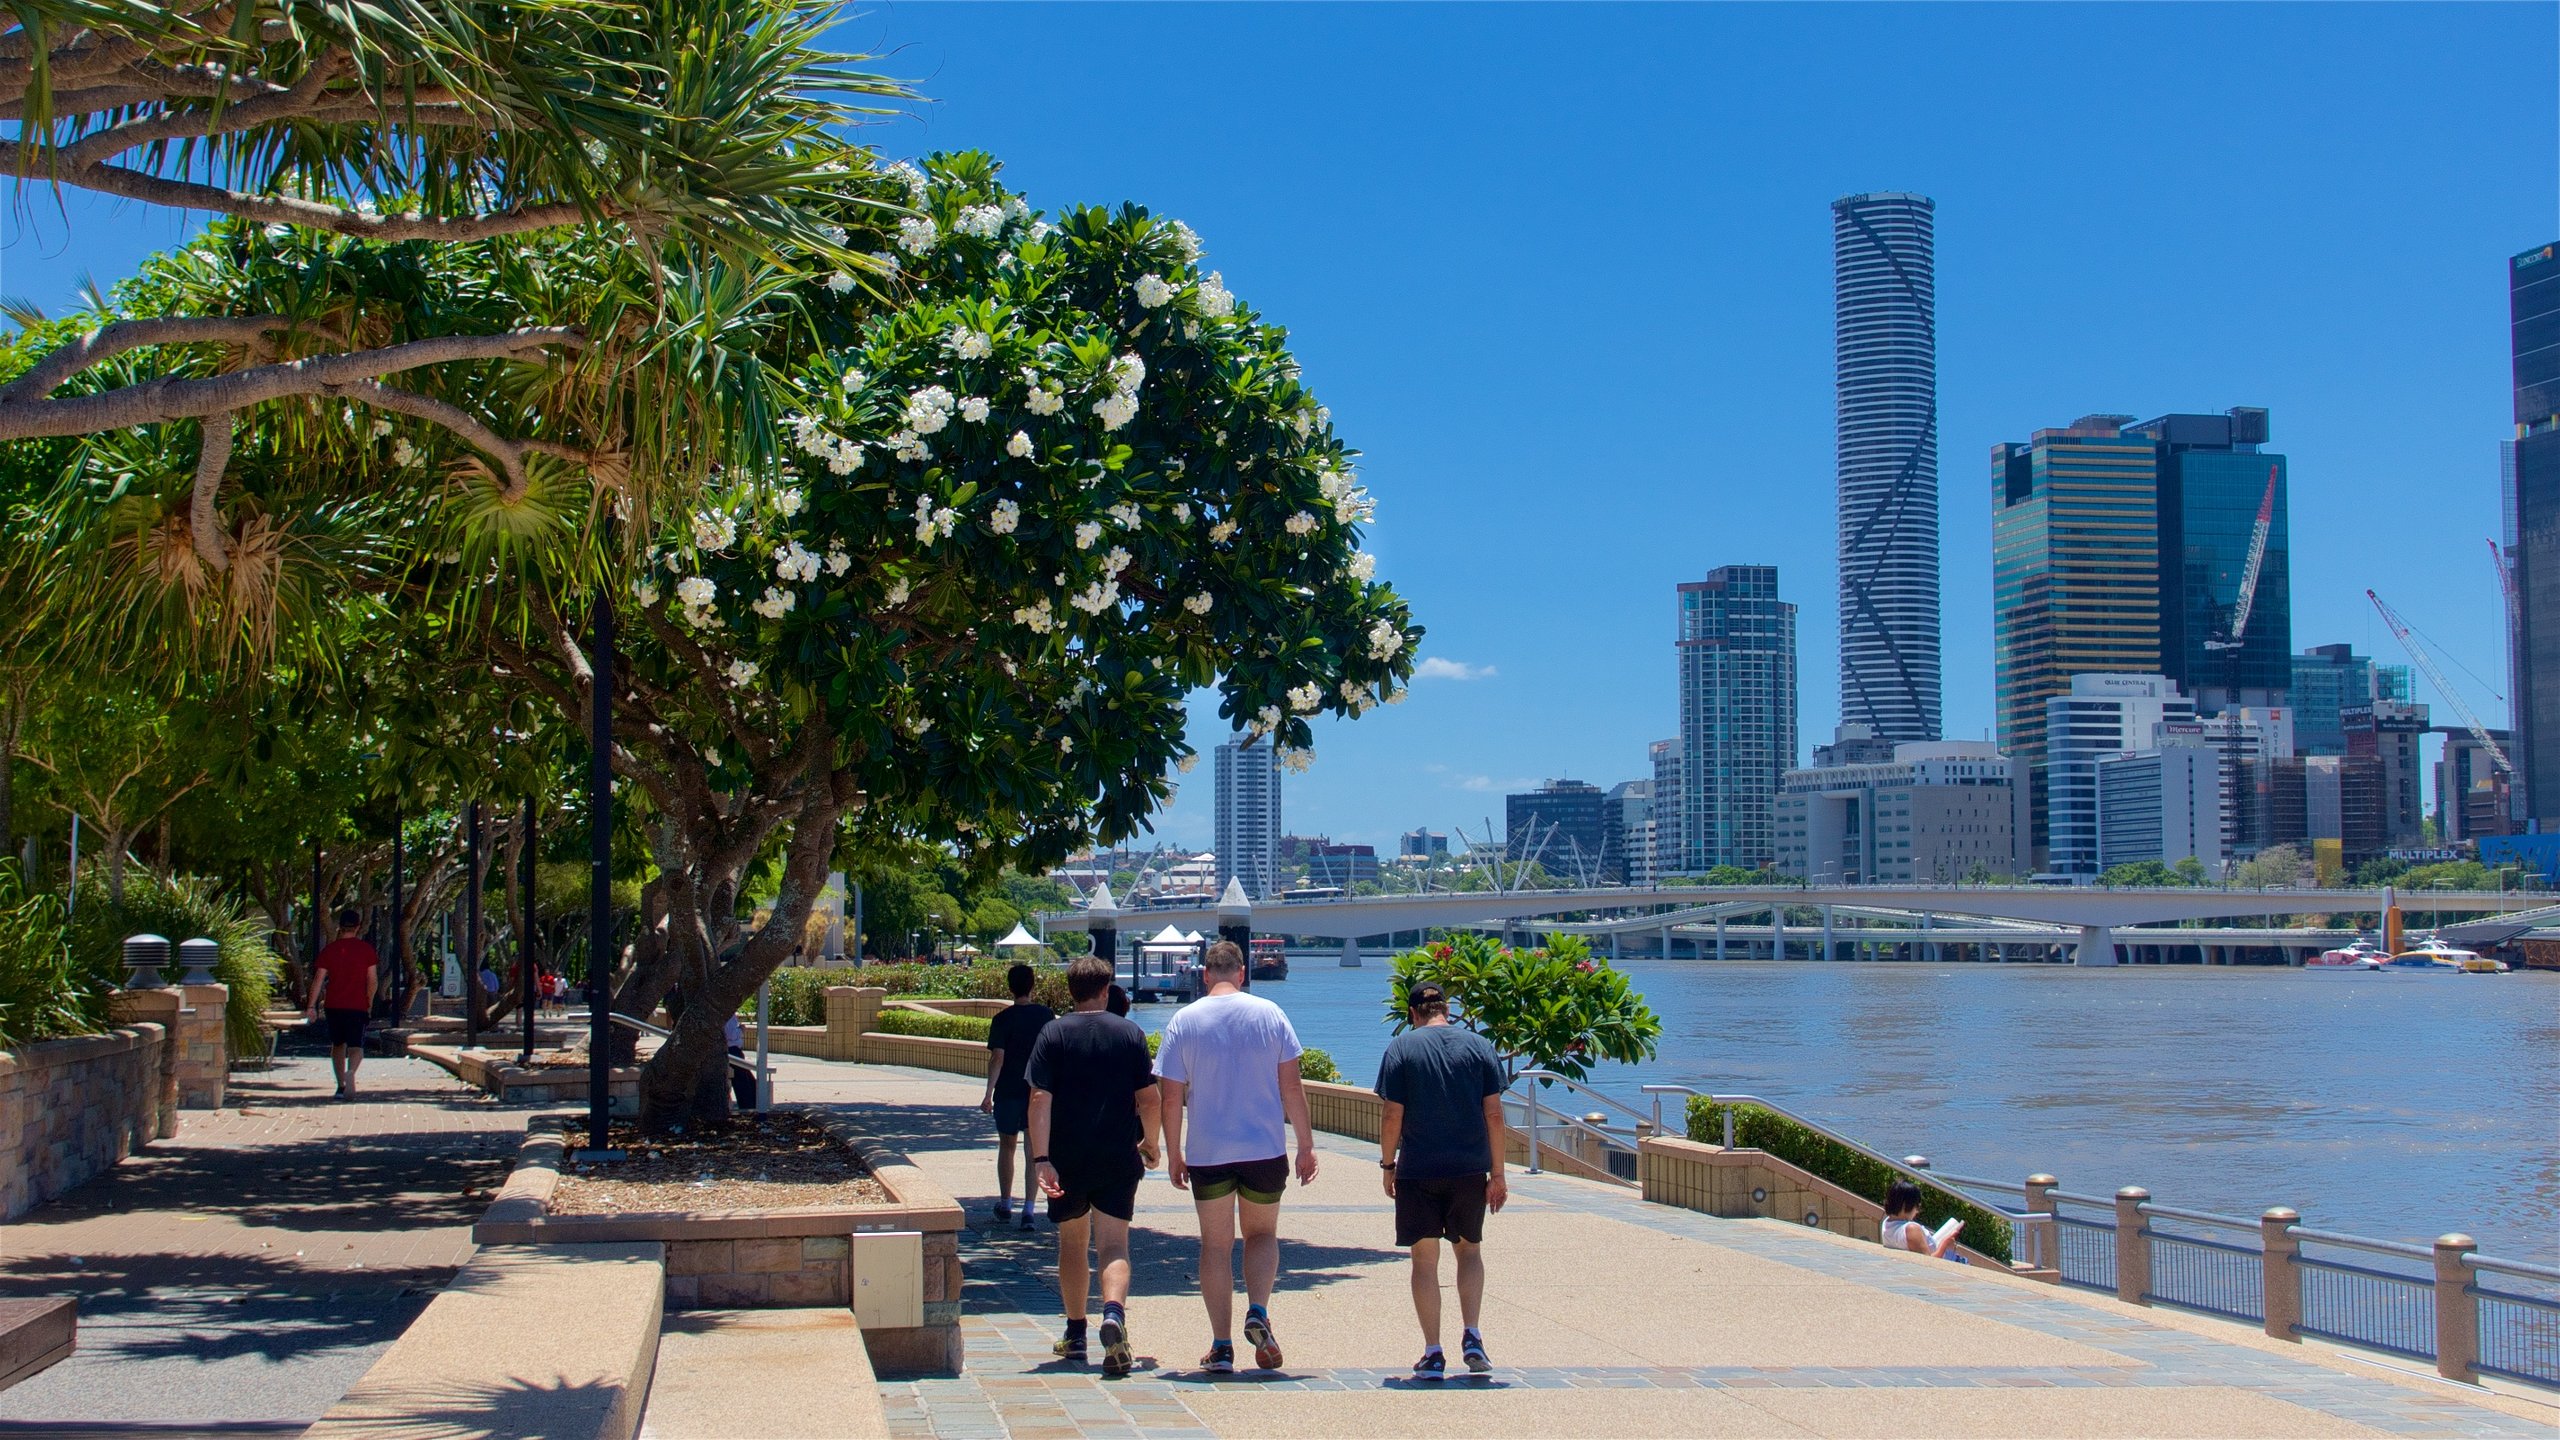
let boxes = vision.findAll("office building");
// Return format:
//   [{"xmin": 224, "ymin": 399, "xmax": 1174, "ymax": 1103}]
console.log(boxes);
[
  {"xmin": 1397, "ymin": 829, "xmax": 1450, "ymax": 861},
  {"xmin": 2298, "ymin": 753, "xmax": 2387, "ymax": 864},
  {"xmin": 2130, "ymin": 409, "xmax": 2291, "ymax": 714},
  {"xmin": 2043, "ymin": 675, "xmax": 2197, "ymax": 879},
  {"xmin": 1506, "ymin": 778, "xmax": 1617, "ymax": 884},
  {"xmin": 1673, "ymin": 566, "xmax": 1798, "ymax": 872},
  {"xmin": 1305, "ymin": 842, "xmax": 1378, "ymax": 890},
  {"xmin": 2510, "ymin": 241, "xmax": 2560, "ymax": 825},
  {"xmin": 1776, "ymin": 741, "xmax": 2028, "ymax": 883},
  {"xmin": 2437, "ymin": 729, "xmax": 2516, "ymax": 844},
  {"xmin": 1833, "ymin": 192, "xmax": 1942, "ymax": 744},
  {"xmin": 1607, "ymin": 780, "xmax": 1654, "ymax": 885},
  {"xmin": 2344, "ymin": 699, "xmax": 2429, "ymax": 849},
  {"xmin": 2197, "ymin": 707, "xmax": 2293, "ymax": 860},
  {"xmin": 1648, "ymin": 738, "xmax": 1681, "ymax": 879},
  {"xmin": 2291, "ymin": 644, "xmax": 2397, "ymax": 756},
  {"xmin": 1812, "ymin": 722, "xmax": 1898, "ymax": 769},
  {"xmin": 2097, "ymin": 739, "xmax": 2223, "ymax": 873},
  {"xmin": 1993, "ymin": 418, "xmax": 2164, "ymax": 859},
  {"xmin": 1213, "ymin": 732, "xmax": 1281, "ymax": 900}
]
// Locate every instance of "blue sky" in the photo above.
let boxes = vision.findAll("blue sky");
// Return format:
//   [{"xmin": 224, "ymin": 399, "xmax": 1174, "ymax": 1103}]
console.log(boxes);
[{"xmin": 6, "ymin": 4, "xmax": 2554, "ymax": 854}]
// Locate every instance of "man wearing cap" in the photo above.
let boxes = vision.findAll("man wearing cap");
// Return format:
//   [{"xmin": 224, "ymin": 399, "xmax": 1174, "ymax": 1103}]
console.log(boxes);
[{"xmin": 1376, "ymin": 980, "xmax": 1508, "ymax": 1379}]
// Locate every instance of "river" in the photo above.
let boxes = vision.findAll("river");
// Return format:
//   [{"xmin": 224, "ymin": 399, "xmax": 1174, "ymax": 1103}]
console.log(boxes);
[{"xmin": 1127, "ymin": 957, "xmax": 2560, "ymax": 1261}]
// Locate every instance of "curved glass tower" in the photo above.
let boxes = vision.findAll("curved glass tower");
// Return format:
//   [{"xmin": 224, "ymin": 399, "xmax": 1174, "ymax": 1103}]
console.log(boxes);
[{"xmin": 1832, "ymin": 192, "xmax": 1943, "ymax": 743}]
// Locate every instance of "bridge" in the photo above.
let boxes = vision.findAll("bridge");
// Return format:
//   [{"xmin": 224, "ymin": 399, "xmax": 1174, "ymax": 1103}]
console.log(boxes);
[{"xmin": 1040, "ymin": 882, "xmax": 2551, "ymax": 966}]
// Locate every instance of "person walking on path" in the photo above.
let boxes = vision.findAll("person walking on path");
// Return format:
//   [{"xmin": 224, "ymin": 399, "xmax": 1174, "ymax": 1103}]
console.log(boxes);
[
  {"xmin": 1377, "ymin": 980, "xmax": 1508, "ymax": 1379},
  {"xmin": 1027, "ymin": 956, "xmax": 1161, "ymax": 1378},
  {"xmin": 981, "ymin": 963, "xmax": 1055, "ymax": 1229},
  {"xmin": 1155, "ymin": 940, "xmax": 1316, "ymax": 1374},
  {"xmin": 306, "ymin": 908, "xmax": 380, "ymax": 1100}
]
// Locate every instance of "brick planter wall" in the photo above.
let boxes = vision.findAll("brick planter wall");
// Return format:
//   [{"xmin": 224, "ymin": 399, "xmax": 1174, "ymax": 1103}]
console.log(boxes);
[
  {"xmin": 1638, "ymin": 1135, "xmax": 2010, "ymax": 1269},
  {"xmin": 0, "ymin": 1026, "xmax": 166, "ymax": 1220}
]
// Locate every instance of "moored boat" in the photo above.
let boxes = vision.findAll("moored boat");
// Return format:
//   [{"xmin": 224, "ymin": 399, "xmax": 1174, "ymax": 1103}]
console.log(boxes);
[
  {"xmin": 2308, "ymin": 940, "xmax": 2387, "ymax": 970},
  {"xmin": 2384, "ymin": 940, "xmax": 2485, "ymax": 973}
]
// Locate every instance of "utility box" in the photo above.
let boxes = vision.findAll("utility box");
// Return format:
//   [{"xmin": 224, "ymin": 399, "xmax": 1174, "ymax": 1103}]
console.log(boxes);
[{"xmin": 851, "ymin": 1230, "xmax": 923, "ymax": 1330}]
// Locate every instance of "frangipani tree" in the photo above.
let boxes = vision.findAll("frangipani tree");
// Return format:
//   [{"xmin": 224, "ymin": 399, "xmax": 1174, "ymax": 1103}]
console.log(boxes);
[{"xmin": 482, "ymin": 153, "xmax": 1423, "ymax": 1124}]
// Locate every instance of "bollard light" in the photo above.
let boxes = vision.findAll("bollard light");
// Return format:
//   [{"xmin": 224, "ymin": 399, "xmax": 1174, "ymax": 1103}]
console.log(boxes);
[
  {"xmin": 123, "ymin": 934, "xmax": 171, "ymax": 989},
  {"xmin": 177, "ymin": 937, "xmax": 221, "ymax": 987}
]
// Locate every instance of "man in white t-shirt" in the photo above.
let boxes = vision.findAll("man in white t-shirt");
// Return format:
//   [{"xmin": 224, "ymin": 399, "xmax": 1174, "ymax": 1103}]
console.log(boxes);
[{"xmin": 1155, "ymin": 940, "xmax": 1315, "ymax": 1374}]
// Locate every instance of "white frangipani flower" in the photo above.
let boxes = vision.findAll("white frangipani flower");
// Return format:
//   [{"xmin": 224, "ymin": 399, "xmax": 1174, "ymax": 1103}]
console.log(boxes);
[
  {"xmin": 369, "ymin": 417, "xmax": 393, "ymax": 439},
  {"xmin": 896, "ymin": 215, "xmax": 937, "ymax": 255},
  {"xmin": 1093, "ymin": 390, "xmax": 1138, "ymax": 430},
  {"xmin": 691, "ymin": 512, "xmax": 738, "ymax": 551},
  {"xmin": 633, "ymin": 579, "xmax": 660, "ymax": 606},
  {"xmin": 1107, "ymin": 502, "xmax": 1140, "ymax": 529},
  {"xmin": 1346, "ymin": 551, "xmax": 1377, "ymax": 582},
  {"xmin": 953, "ymin": 204, "xmax": 1004, "ymax": 238},
  {"xmin": 959, "ymin": 396, "xmax": 990, "ymax": 423},
  {"xmin": 840, "ymin": 368, "xmax": 867, "ymax": 393},
  {"xmin": 774, "ymin": 487, "xmax": 805, "ymax": 518},
  {"xmin": 1195, "ymin": 271, "xmax": 1235, "ymax": 318},
  {"xmin": 390, "ymin": 438, "xmax": 419, "ymax": 468},
  {"xmin": 774, "ymin": 540, "xmax": 821, "ymax": 583},
  {"xmin": 1068, "ymin": 578, "xmax": 1121, "ymax": 615},
  {"xmin": 1209, "ymin": 518, "xmax": 1238, "ymax": 544},
  {"xmin": 989, "ymin": 498, "xmax": 1021, "ymax": 534},
  {"xmin": 1287, "ymin": 682, "xmax": 1323, "ymax": 713},
  {"xmin": 1285, "ymin": 510, "xmax": 1319, "ymax": 536},
  {"xmin": 882, "ymin": 160, "xmax": 927, "ymax": 195},
  {"xmin": 1101, "ymin": 546, "xmax": 1132, "ymax": 577},
  {"xmin": 725, "ymin": 659, "xmax": 760, "ymax": 687},
  {"xmin": 1059, "ymin": 735, "xmax": 1074, "ymax": 753},
  {"xmin": 676, "ymin": 575, "xmax": 717, "ymax": 609},
  {"xmin": 1276, "ymin": 746, "xmax": 1315, "ymax": 774},
  {"xmin": 1182, "ymin": 591, "xmax": 1213, "ymax": 615},
  {"xmin": 1172, "ymin": 501, "xmax": 1192, "ymax": 523},
  {"xmin": 904, "ymin": 386, "xmax": 957, "ymax": 435},
  {"xmin": 1012, "ymin": 596, "xmax": 1057, "ymax": 633},
  {"xmin": 1109, "ymin": 353, "xmax": 1146, "ymax": 391},
  {"xmin": 826, "ymin": 271, "xmax": 855, "ymax": 294},
  {"xmin": 1074, "ymin": 521, "xmax": 1102, "ymax": 550},
  {"xmin": 1133, "ymin": 272, "xmax": 1176, "ymax": 308},
  {"xmin": 884, "ymin": 577, "xmax": 911, "ymax": 606},
  {"xmin": 1367, "ymin": 619, "xmax": 1406, "ymax": 660},
  {"xmin": 1176, "ymin": 753, "xmax": 1198, "ymax": 773},
  {"xmin": 1006, "ymin": 430, "xmax": 1034, "ymax": 459},
  {"xmin": 753, "ymin": 586, "xmax": 797, "ymax": 619},
  {"xmin": 945, "ymin": 327, "xmax": 993, "ymax": 361},
  {"xmin": 1167, "ymin": 220, "xmax": 1202, "ymax": 262},
  {"xmin": 1255, "ymin": 704, "xmax": 1283, "ymax": 733},
  {"xmin": 826, "ymin": 546, "xmax": 852, "ymax": 576},
  {"xmin": 1025, "ymin": 387, "xmax": 1064, "ymax": 416}
]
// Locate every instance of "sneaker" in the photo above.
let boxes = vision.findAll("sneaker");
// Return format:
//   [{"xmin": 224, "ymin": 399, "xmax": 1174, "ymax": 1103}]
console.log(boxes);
[
  {"xmin": 1199, "ymin": 1340, "xmax": 1235, "ymax": 1374},
  {"xmin": 1053, "ymin": 1327, "xmax": 1087, "ymax": 1363},
  {"xmin": 1099, "ymin": 1317, "xmax": 1132, "ymax": 1379},
  {"xmin": 1243, "ymin": 1310, "xmax": 1282, "ymax": 1370},
  {"xmin": 1461, "ymin": 1332, "xmax": 1491, "ymax": 1376},
  {"xmin": 1411, "ymin": 1348, "xmax": 1446, "ymax": 1381},
  {"xmin": 1017, "ymin": 1212, "xmax": 1035, "ymax": 1232},
  {"xmin": 993, "ymin": 1201, "xmax": 1012, "ymax": 1223}
]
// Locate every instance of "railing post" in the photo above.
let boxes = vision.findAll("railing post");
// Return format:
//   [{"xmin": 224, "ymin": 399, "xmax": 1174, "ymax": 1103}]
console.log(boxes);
[
  {"xmin": 1525, "ymin": 1092, "xmax": 1542, "ymax": 1175},
  {"xmin": 2433, "ymin": 1233, "xmax": 2478, "ymax": 1382},
  {"xmin": 2260, "ymin": 1208, "xmax": 2301, "ymax": 1341},
  {"xmin": 2024, "ymin": 1175, "xmax": 2057, "ymax": 1273},
  {"xmin": 1720, "ymin": 1104, "xmax": 1735, "ymax": 1150},
  {"xmin": 2115, "ymin": 1187, "xmax": 2152, "ymax": 1305}
]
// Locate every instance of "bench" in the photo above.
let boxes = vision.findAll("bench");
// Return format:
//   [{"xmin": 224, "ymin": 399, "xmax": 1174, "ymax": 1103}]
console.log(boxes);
[
  {"xmin": 641, "ymin": 1309, "xmax": 887, "ymax": 1439},
  {"xmin": 0, "ymin": 1299, "xmax": 74, "ymax": 1393},
  {"xmin": 306, "ymin": 1243, "xmax": 664, "ymax": 1440}
]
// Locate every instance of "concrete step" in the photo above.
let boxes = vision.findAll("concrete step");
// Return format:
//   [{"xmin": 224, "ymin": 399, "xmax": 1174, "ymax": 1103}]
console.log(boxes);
[{"xmin": 640, "ymin": 1309, "xmax": 886, "ymax": 1440}]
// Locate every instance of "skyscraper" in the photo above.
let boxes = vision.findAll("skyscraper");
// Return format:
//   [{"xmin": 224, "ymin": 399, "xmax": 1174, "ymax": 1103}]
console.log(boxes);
[
  {"xmin": 2130, "ymin": 408, "xmax": 2292, "ymax": 714},
  {"xmin": 1833, "ymin": 193, "xmax": 1942, "ymax": 743},
  {"xmin": 1991, "ymin": 416, "xmax": 2163, "ymax": 861},
  {"xmin": 2290, "ymin": 644, "xmax": 2388, "ymax": 756},
  {"xmin": 2509, "ymin": 242, "xmax": 2560, "ymax": 825},
  {"xmin": 1213, "ymin": 732, "xmax": 1281, "ymax": 900},
  {"xmin": 1674, "ymin": 566, "xmax": 1797, "ymax": 872},
  {"xmin": 1505, "ymin": 779, "xmax": 1615, "ymax": 884}
]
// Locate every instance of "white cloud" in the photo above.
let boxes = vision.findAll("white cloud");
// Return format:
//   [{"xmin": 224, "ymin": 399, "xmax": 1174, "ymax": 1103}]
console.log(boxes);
[
  {"xmin": 1414, "ymin": 656, "xmax": 1497, "ymax": 681},
  {"xmin": 1451, "ymin": 773, "xmax": 1539, "ymax": 793}
]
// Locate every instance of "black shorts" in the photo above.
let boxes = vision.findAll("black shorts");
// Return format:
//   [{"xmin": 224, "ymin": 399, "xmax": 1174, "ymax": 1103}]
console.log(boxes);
[
  {"xmin": 1395, "ymin": 1173, "xmax": 1489, "ymax": 1247},
  {"xmin": 1188, "ymin": 1156, "xmax": 1287, "ymax": 1205},
  {"xmin": 323, "ymin": 1008, "xmax": 368, "ymax": 1048},
  {"xmin": 993, "ymin": 1090, "xmax": 1030, "ymax": 1135},
  {"xmin": 1048, "ymin": 1155, "xmax": 1143, "ymax": 1224}
]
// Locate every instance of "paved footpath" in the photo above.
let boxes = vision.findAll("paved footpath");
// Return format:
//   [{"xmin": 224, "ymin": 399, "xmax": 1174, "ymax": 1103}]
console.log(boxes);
[
  {"xmin": 778, "ymin": 1057, "xmax": 2557, "ymax": 1440},
  {"xmin": 0, "ymin": 1045, "xmax": 523, "ymax": 1437}
]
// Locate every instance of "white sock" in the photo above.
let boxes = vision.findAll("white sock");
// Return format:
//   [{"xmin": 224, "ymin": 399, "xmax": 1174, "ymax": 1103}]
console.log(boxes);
[{"xmin": 1422, "ymin": 1344, "xmax": 1443, "ymax": 1356}]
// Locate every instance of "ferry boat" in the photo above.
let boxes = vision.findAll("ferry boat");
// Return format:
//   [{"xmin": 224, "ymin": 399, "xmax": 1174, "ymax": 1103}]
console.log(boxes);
[
  {"xmin": 1249, "ymin": 936, "xmax": 1290, "ymax": 983},
  {"xmin": 2307, "ymin": 940, "xmax": 2387, "ymax": 970},
  {"xmin": 2384, "ymin": 940, "xmax": 2492, "ymax": 973}
]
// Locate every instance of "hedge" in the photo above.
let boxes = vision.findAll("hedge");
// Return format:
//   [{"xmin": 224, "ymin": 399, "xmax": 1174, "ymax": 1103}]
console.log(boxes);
[
  {"xmin": 1685, "ymin": 1095, "xmax": 2012, "ymax": 1265},
  {"xmin": 871, "ymin": 1008, "xmax": 993, "ymax": 1042},
  {"xmin": 68, "ymin": 870, "xmax": 278, "ymax": 1063},
  {"xmin": 745, "ymin": 962, "xmax": 1077, "ymax": 1026}
]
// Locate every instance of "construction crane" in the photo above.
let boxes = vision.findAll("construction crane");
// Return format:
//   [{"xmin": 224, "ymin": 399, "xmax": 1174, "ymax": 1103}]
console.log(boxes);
[
  {"xmin": 2204, "ymin": 463, "xmax": 2281, "ymax": 651},
  {"xmin": 2365, "ymin": 589, "xmax": 2513, "ymax": 775},
  {"xmin": 2489, "ymin": 537, "xmax": 2518, "ymax": 615}
]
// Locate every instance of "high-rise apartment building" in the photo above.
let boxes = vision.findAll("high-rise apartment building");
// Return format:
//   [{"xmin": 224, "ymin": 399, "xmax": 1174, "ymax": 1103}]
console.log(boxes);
[
  {"xmin": 1648, "ymin": 738, "xmax": 1681, "ymax": 879},
  {"xmin": 1674, "ymin": 566, "xmax": 1798, "ymax": 872},
  {"xmin": 2291, "ymin": 644, "xmax": 2390, "ymax": 756},
  {"xmin": 1992, "ymin": 418, "xmax": 2163, "ymax": 861},
  {"xmin": 2344, "ymin": 699, "xmax": 2430, "ymax": 849},
  {"xmin": 1607, "ymin": 780, "xmax": 1654, "ymax": 886},
  {"xmin": 2438, "ymin": 729, "xmax": 2516, "ymax": 844},
  {"xmin": 2129, "ymin": 408, "xmax": 2291, "ymax": 714},
  {"xmin": 2509, "ymin": 242, "xmax": 2560, "ymax": 825},
  {"xmin": 1505, "ymin": 779, "xmax": 1616, "ymax": 885},
  {"xmin": 1212, "ymin": 732, "xmax": 1281, "ymax": 900},
  {"xmin": 2097, "ymin": 740, "xmax": 2223, "ymax": 874},
  {"xmin": 2042, "ymin": 674, "xmax": 2197, "ymax": 879},
  {"xmin": 1833, "ymin": 193, "xmax": 1942, "ymax": 744}
]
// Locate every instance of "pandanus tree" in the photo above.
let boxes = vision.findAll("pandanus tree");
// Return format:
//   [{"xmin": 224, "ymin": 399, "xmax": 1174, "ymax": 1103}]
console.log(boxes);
[{"xmin": 6, "ymin": 150, "xmax": 1425, "ymax": 1129}]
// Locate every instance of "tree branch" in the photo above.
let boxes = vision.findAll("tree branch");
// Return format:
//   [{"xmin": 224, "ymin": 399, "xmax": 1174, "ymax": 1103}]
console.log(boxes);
[
  {"xmin": 335, "ymin": 379, "xmax": 543, "ymax": 499},
  {"xmin": 188, "ymin": 410, "xmax": 233, "ymax": 570},
  {"xmin": 0, "ymin": 313, "xmax": 312, "ymax": 405},
  {"xmin": 0, "ymin": 325, "xmax": 582, "ymax": 441},
  {"xmin": 56, "ymin": 44, "xmax": 342, "ymax": 169}
]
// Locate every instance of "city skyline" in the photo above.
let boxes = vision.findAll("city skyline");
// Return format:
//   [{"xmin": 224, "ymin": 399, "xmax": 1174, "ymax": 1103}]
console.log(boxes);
[{"xmin": 5, "ymin": 4, "xmax": 2548, "ymax": 855}]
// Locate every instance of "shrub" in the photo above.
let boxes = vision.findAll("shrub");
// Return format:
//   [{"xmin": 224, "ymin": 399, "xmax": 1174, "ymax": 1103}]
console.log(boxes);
[
  {"xmin": 0, "ymin": 864, "xmax": 105, "ymax": 1047},
  {"xmin": 1389, "ymin": 933, "xmax": 1660, "ymax": 1083},
  {"xmin": 1685, "ymin": 1095, "xmax": 2012, "ymax": 1265},
  {"xmin": 753, "ymin": 968, "xmax": 835, "ymax": 1026},
  {"xmin": 68, "ymin": 869, "xmax": 278, "ymax": 1063},
  {"xmin": 871, "ymin": 1008, "xmax": 993, "ymax": 1042},
  {"xmin": 1297, "ymin": 1047, "xmax": 1341, "ymax": 1084}
]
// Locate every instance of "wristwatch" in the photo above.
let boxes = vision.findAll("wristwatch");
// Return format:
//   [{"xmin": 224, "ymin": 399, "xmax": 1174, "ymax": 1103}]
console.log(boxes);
[
  {"xmin": 1380, "ymin": 1160, "xmax": 1396, "ymax": 1170},
  {"xmin": 1032, "ymin": 1154, "xmax": 1051, "ymax": 1165}
]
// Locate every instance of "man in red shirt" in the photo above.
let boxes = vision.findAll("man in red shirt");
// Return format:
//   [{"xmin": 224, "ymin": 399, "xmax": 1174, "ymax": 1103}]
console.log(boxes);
[{"xmin": 307, "ymin": 909, "xmax": 380, "ymax": 1100}]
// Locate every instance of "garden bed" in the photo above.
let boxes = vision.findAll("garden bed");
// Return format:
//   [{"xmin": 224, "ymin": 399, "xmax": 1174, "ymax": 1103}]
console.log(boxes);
[
  {"xmin": 407, "ymin": 1040, "xmax": 645, "ymax": 1112},
  {"xmin": 549, "ymin": 1111, "xmax": 893, "ymax": 1214}
]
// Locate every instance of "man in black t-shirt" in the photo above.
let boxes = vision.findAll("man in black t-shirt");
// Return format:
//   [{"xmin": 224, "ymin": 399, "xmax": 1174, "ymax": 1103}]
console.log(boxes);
[
  {"xmin": 1377, "ymin": 981, "xmax": 1509, "ymax": 1380},
  {"xmin": 1026, "ymin": 956, "xmax": 1161, "ymax": 1379},
  {"xmin": 980, "ymin": 963, "xmax": 1055, "ymax": 1230}
]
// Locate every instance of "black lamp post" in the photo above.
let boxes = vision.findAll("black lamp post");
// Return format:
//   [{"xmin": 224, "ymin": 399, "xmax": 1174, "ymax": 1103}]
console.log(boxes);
[
  {"xmin": 520, "ymin": 794, "xmax": 538, "ymax": 1065},
  {"xmin": 389, "ymin": 799, "xmax": 405, "ymax": 1026},
  {"xmin": 464, "ymin": 801, "xmax": 482, "ymax": 1047},
  {"xmin": 585, "ymin": 585, "xmax": 615, "ymax": 1154}
]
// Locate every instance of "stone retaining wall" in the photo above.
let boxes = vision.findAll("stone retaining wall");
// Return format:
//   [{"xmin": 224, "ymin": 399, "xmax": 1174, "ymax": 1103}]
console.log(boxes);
[
  {"xmin": 0, "ymin": 1025, "xmax": 166, "ymax": 1220},
  {"xmin": 1639, "ymin": 1135, "xmax": 2011, "ymax": 1269}
]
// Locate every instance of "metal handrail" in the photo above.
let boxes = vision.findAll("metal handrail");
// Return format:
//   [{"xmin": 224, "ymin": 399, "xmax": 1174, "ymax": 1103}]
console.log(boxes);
[
  {"xmin": 1515, "ymin": 1069, "xmax": 1658, "ymax": 1131},
  {"xmin": 2047, "ymin": 1187, "xmax": 2120, "ymax": 1208},
  {"xmin": 2139, "ymin": 1201, "xmax": 2261, "ymax": 1232},
  {"xmin": 608, "ymin": 1010, "xmax": 764, "ymax": 1079},
  {"xmin": 2287, "ymin": 1226, "xmax": 2436, "ymax": 1264},
  {"xmin": 1925, "ymin": 1171, "xmax": 2029, "ymax": 1197},
  {"xmin": 2469, "ymin": 1253, "xmax": 2560, "ymax": 1284},
  {"xmin": 1509, "ymin": 1072, "xmax": 1642, "ymax": 1177}
]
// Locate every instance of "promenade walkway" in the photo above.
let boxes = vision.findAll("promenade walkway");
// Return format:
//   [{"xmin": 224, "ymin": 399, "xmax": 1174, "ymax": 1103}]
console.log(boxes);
[
  {"xmin": 780, "ymin": 1058, "xmax": 2555, "ymax": 1440},
  {"xmin": 0, "ymin": 1046, "xmax": 523, "ymax": 1436}
]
